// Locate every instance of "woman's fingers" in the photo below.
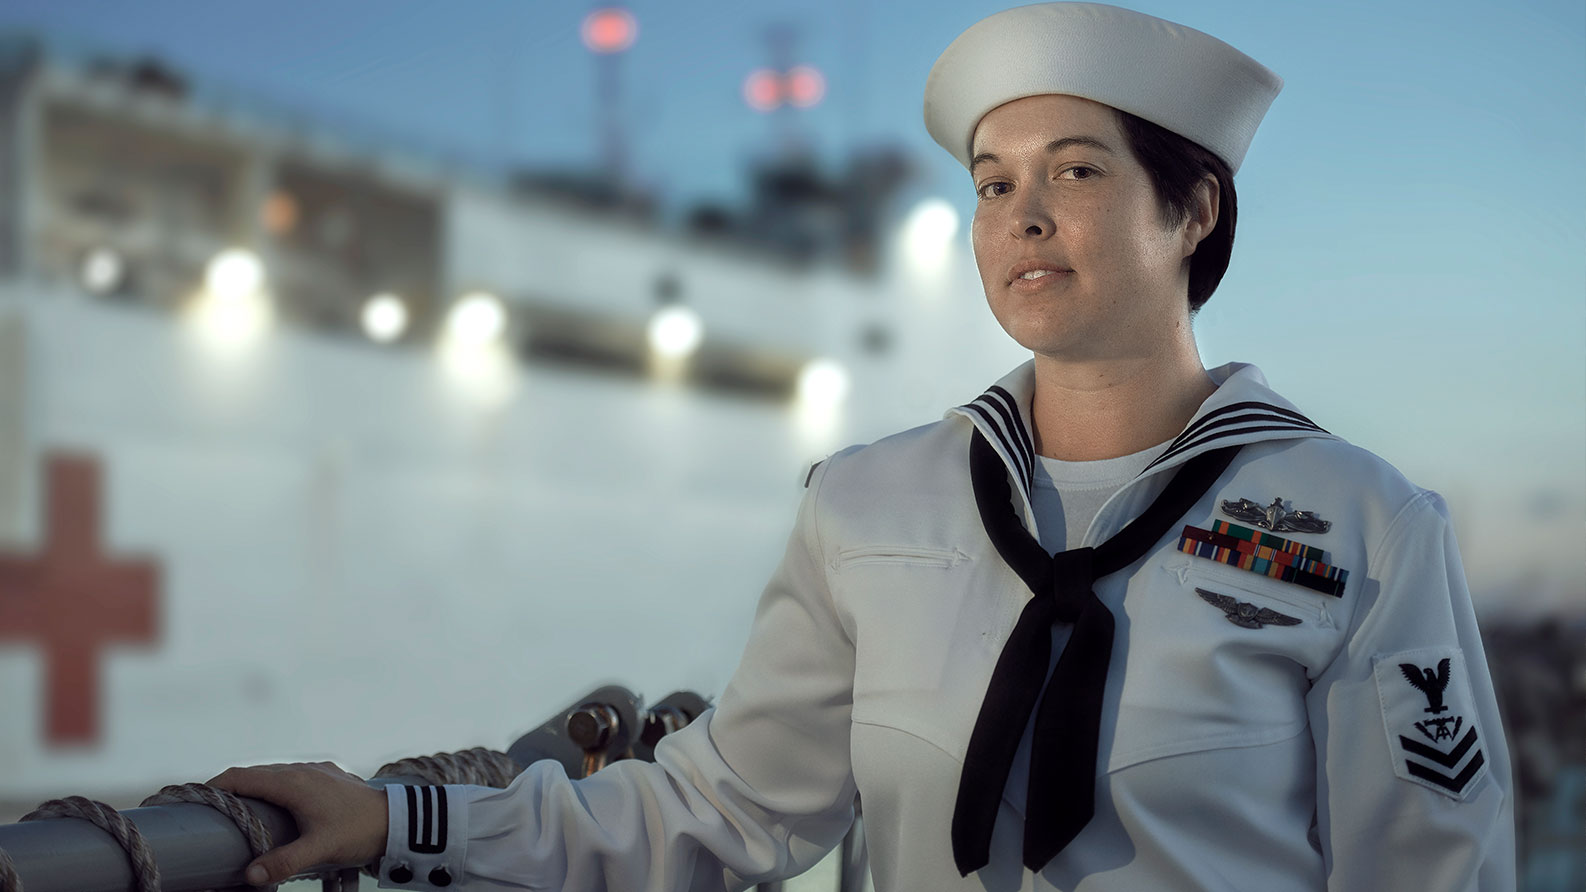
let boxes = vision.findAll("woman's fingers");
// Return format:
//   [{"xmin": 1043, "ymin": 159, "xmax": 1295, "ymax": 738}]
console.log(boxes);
[
  {"xmin": 243, "ymin": 837, "xmax": 316, "ymax": 886},
  {"xmin": 206, "ymin": 762, "xmax": 389, "ymax": 886},
  {"xmin": 206, "ymin": 764, "xmax": 304, "ymax": 805}
]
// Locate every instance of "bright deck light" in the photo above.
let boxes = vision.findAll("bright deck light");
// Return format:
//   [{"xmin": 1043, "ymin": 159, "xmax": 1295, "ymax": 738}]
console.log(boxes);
[
  {"xmin": 438, "ymin": 339, "xmax": 516, "ymax": 410},
  {"xmin": 205, "ymin": 248, "xmax": 265, "ymax": 302},
  {"xmin": 190, "ymin": 248, "xmax": 270, "ymax": 351},
  {"xmin": 794, "ymin": 358, "xmax": 850, "ymax": 447},
  {"xmin": 648, "ymin": 305, "xmax": 704, "ymax": 360},
  {"xmin": 80, "ymin": 247, "xmax": 124, "ymax": 294},
  {"xmin": 361, "ymin": 293, "xmax": 409, "ymax": 343},
  {"xmin": 900, "ymin": 199, "xmax": 960, "ymax": 272},
  {"xmin": 798, "ymin": 358, "xmax": 850, "ymax": 408},
  {"xmin": 445, "ymin": 292, "xmax": 506, "ymax": 346},
  {"xmin": 188, "ymin": 289, "xmax": 271, "ymax": 352}
]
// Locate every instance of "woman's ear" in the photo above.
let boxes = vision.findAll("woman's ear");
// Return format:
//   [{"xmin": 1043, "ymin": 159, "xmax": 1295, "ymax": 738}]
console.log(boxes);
[{"xmin": 1182, "ymin": 173, "xmax": 1220, "ymax": 257}]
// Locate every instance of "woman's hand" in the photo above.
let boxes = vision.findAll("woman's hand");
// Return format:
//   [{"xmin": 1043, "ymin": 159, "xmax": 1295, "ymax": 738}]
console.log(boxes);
[{"xmin": 207, "ymin": 761, "xmax": 388, "ymax": 887}]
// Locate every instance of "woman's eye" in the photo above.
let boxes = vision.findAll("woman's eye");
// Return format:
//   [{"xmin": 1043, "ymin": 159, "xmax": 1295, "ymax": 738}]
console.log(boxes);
[
  {"xmin": 977, "ymin": 181, "xmax": 1012, "ymax": 200},
  {"xmin": 1062, "ymin": 166, "xmax": 1097, "ymax": 180}
]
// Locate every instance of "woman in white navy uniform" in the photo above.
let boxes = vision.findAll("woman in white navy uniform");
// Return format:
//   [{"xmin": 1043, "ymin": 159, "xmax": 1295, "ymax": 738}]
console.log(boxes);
[{"xmin": 213, "ymin": 4, "xmax": 1515, "ymax": 889}]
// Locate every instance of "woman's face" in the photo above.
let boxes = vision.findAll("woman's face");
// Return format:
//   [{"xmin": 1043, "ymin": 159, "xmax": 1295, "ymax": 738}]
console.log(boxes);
[{"xmin": 969, "ymin": 94, "xmax": 1204, "ymax": 363}]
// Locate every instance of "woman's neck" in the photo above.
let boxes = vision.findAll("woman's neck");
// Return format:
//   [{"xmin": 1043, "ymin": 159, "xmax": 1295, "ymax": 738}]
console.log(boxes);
[{"xmin": 1029, "ymin": 347, "xmax": 1216, "ymax": 462}]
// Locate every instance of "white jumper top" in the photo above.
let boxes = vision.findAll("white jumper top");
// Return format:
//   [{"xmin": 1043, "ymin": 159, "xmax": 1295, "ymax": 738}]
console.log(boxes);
[{"xmin": 375, "ymin": 361, "xmax": 1514, "ymax": 891}]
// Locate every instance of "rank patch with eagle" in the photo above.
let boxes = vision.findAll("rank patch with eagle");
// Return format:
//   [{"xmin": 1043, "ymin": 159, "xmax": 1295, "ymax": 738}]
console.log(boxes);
[{"xmin": 1373, "ymin": 647, "xmax": 1489, "ymax": 800}]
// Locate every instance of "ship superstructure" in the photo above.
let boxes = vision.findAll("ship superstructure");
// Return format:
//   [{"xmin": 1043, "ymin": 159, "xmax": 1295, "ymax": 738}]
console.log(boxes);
[{"xmin": 0, "ymin": 32, "xmax": 1015, "ymax": 806}]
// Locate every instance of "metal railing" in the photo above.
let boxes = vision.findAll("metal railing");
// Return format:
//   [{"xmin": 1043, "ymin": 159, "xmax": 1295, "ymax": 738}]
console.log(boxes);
[{"xmin": 0, "ymin": 684, "xmax": 868, "ymax": 892}]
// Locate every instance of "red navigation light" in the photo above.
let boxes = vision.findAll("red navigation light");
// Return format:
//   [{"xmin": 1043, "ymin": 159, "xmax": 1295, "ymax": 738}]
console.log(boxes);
[
  {"xmin": 582, "ymin": 8, "xmax": 638, "ymax": 54},
  {"xmin": 743, "ymin": 68, "xmax": 783, "ymax": 112},
  {"xmin": 787, "ymin": 65, "xmax": 825, "ymax": 108}
]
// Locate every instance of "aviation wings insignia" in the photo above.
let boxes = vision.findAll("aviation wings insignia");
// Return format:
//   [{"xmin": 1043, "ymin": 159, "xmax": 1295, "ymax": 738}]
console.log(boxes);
[{"xmin": 1195, "ymin": 588, "xmax": 1302, "ymax": 629}]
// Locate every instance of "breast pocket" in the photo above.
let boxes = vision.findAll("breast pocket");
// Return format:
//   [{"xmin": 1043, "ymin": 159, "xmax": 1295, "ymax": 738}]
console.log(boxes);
[
  {"xmin": 833, "ymin": 544, "xmax": 972, "ymax": 697},
  {"xmin": 1104, "ymin": 558, "xmax": 1323, "ymax": 772},
  {"xmin": 835, "ymin": 543, "xmax": 990, "ymax": 761},
  {"xmin": 835, "ymin": 544, "xmax": 968, "ymax": 571}
]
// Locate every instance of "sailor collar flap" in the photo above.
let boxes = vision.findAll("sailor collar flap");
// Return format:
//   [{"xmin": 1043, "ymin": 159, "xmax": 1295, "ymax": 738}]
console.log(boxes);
[{"xmin": 945, "ymin": 361, "xmax": 1335, "ymax": 512}]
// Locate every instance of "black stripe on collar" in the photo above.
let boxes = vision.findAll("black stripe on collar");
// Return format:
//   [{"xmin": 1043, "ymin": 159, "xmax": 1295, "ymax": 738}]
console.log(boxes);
[
  {"xmin": 986, "ymin": 386, "xmax": 1035, "ymax": 470},
  {"xmin": 1161, "ymin": 401, "xmax": 1323, "ymax": 457},
  {"xmin": 961, "ymin": 393, "xmax": 1035, "ymax": 493},
  {"xmin": 1156, "ymin": 411, "xmax": 1325, "ymax": 461},
  {"xmin": 1143, "ymin": 417, "xmax": 1325, "ymax": 473}
]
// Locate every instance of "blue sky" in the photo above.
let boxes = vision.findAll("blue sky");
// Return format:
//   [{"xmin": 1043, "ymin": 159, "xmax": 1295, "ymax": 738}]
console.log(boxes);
[{"xmin": 1, "ymin": 0, "xmax": 1582, "ymax": 598}]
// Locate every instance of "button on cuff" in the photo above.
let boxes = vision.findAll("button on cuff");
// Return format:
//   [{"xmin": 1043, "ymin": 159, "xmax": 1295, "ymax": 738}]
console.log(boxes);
[{"xmin": 387, "ymin": 861, "xmax": 413, "ymax": 884}]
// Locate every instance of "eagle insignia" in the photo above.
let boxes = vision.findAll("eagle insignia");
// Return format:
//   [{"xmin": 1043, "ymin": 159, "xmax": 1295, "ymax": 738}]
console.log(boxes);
[
  {"xmin": 1400, "ymin": 658, "xmax": 1452, "ymax": 714},
  {"xmin": 1220, "ymin": 497, "xmax": 1331, "ymax": 533},
  {"xmin": 1195, "ymin": 588, "xmax": 1302, "ymax": 629}
]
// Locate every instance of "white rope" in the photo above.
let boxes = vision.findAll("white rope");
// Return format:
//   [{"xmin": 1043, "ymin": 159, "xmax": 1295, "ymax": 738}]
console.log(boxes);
[
  {"xmin": 141, "ymin": 783, "xmax": 279, "ymax": 891},
  {"xmin": 12, "ymin": 796, "xmax": 160, "ymax": 892},
  {"xmin": 376, "ymin": 747, "xmax": 522, "ymax": 788}
]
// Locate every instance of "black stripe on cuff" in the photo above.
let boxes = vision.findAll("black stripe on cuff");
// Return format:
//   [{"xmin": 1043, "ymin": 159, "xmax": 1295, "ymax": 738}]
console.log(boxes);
[{"xmin": 406, "ymin": 785, "xmax": 449, "ymax": 854}]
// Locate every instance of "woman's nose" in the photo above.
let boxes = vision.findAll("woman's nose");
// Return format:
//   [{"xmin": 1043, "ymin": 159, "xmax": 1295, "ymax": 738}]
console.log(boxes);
[{"xmin": 1013, "ymin": 192, "xmax": 1054, "ymax": 238}]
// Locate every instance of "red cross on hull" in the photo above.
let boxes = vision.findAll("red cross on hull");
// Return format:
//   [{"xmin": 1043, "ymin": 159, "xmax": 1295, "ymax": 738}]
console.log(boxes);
[{"xmin": 0, "ymin": 453, "xmax": 161, "ymax": 745}]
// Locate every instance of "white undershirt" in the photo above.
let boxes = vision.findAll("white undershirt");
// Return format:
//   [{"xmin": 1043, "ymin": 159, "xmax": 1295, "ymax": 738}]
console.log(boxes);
[{"xmin": 1030, "ymin": 438, "xmax": 1175, "ymax": 554}]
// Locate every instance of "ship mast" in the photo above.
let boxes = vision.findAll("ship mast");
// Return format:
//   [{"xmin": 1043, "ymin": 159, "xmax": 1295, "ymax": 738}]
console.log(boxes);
[{"xmin": 581, "ymin": 6, "xmax": 638, "ymax": 197}]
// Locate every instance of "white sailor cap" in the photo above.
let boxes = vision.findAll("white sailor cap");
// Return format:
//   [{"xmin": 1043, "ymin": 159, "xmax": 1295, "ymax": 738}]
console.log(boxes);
[{"xmin": 924, "ymin": 2, "xmax": 1282, "ymax": 174}]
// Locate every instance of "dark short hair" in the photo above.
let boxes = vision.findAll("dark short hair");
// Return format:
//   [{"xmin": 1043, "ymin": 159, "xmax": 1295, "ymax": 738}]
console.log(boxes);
[{"xmin": 1114, "ymin": 110, "xmax": 1237, "ymax": 311}]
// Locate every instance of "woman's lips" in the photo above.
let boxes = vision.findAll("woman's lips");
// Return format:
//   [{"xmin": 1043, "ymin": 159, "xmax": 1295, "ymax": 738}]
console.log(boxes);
[{"xmin": 1007, "ymin": 269, "xmax": 1073, "ymax": 292}]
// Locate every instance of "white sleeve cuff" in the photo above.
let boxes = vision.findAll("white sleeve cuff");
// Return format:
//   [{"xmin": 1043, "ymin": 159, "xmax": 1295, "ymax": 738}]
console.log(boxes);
[{"xmin": 378, "ymin": 784, "xmax": 471, "ymax": 889}]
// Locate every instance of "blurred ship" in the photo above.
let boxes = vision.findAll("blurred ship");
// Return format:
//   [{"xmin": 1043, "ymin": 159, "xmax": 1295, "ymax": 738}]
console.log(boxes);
[{"xmin": 0, "ymin": 32, "xmax": 1018, "ymax": 806}]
